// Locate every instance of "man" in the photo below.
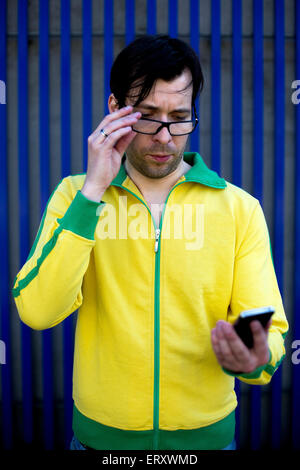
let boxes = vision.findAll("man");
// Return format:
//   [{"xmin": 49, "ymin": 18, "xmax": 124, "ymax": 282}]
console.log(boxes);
[{"xmin": 13, "ymin": 35, "xmax": 288, "ymax": 450}]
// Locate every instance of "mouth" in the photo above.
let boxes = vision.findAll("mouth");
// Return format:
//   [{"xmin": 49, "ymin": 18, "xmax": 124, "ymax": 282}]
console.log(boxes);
[{"xmin": 147, "ymin": 154, "xmax": 172, "ymax": 162}]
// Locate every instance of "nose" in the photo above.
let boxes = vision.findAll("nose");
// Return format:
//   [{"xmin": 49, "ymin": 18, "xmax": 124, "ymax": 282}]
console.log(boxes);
[{"xmin": 152, "ymin": 125, "xmax": 172, "ymax": 144}]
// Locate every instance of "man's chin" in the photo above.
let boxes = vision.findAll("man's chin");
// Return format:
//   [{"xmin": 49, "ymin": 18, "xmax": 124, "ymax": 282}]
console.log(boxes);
[
  {"xmin": 139, "ymin": 161, "xmax": 181, "ymax": 179},
  {"xmin": 125, "ymin": 152, "xmax": 183, "ymax": 179}
]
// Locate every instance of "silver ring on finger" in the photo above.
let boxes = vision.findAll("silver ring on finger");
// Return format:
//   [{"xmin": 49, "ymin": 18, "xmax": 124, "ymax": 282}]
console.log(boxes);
[{"xmin": 99, "ymin": 128, "xmax": 109, "ymax": 138}]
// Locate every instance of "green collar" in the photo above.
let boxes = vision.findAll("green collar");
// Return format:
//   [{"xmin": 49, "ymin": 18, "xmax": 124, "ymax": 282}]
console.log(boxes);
[{"xmin": 111, "ymin": 152, "xmax": 227, "ymax": 189}]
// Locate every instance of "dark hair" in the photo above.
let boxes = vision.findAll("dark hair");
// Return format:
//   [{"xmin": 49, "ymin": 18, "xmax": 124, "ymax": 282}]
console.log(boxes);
[{"xmin": 110, "ymin": 35, "xmax": 204, "ymax": 109}]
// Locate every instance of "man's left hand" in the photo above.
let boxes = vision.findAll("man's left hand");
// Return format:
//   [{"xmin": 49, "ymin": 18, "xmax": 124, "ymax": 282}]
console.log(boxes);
[{"xmin": 211, "ymin": 319, "xmax": 271, "ymax": 374}]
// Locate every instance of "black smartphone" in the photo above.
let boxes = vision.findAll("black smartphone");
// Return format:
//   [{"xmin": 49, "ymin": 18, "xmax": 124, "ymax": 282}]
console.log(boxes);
[{"xmin": 233, "ymin": 306, "xmax": 275, "ymax": 349}]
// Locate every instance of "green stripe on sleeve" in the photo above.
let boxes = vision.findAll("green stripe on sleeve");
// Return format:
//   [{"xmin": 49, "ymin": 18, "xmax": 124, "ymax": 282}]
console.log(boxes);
[
  {"xmin": 26, "ymin": 179, "xmax": 64, "ymax": 263},
  {"xmin": 12, "ymin": 225, "xmax": 63, "ymax": 298},
  {"xmin": 12, "ymin": 190, "xmax": 105, "ymax": 298}
]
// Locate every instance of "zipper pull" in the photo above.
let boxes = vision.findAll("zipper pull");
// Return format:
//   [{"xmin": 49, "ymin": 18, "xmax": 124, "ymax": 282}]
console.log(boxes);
[{"xmin": 154, "ymin": 229, "xmax": 161, "ymax": 253}]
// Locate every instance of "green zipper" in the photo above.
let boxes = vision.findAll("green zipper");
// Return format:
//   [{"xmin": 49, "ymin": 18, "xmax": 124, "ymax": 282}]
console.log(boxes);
[
  {"xmin": 152, "ymin": 183, "xmax": 187, "ymax": 449},
  {"xmin": 112, "ymin": 180, "xmax": 187, "ymax": 450}
]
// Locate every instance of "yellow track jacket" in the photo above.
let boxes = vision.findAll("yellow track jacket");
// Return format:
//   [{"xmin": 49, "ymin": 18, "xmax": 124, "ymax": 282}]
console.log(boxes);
[{"xmin": 12, "ymin": 152, "xmax": 288, "ymax": 450}]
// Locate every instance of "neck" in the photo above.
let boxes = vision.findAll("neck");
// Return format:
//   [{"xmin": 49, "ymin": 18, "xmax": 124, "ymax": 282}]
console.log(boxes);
[{"xmin": 124, "ymin": 156, "xmax": 191, "ymax": 197}]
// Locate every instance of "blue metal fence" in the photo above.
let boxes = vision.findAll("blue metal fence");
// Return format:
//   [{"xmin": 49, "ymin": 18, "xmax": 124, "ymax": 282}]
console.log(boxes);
[
  {"xmin": 251, "ymin": 0, "xmax": 263, "ymax": 450},
  {"xmin": 0, "ymin": 0, "xmax": 12, "ymax": 451},
  {"xmin": 18, "ymin": 0, "xmax": 32, "ymax": 447},
  {"xmin": 61, "ymin": 0, "xmax": 74, "ymax": 450},
  {"xmin": 232, "ymin": 0, "xmax": 242, "ymax": 448},
  {"xmin": 272, "ymin": 0, "xmax": 285, "ymax": 449},
  {"xmin": 292, "ymin": 0, "xmax": 300, "ymax": 450},
  {"xmin": 0, "ymin": 0, "xmax": 299, "ymax": 450}
]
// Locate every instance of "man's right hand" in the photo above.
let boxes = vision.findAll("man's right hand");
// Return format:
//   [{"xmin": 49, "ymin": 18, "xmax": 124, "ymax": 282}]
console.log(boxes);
[{"xmin": 81, "ymin": 105, "xmax": 141, "ymax": 202}]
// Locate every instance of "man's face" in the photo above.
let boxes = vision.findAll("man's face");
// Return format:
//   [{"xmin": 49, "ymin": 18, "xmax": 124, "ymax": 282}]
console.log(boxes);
[{"xmin": 124, "ymin": 69, "xmax": 193, "ymax": 179}]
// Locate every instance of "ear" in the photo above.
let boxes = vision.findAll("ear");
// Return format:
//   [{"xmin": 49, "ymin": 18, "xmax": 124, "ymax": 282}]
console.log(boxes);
[{"xmin": 108, "ymin": 94, "xmax": 119, "ymax": 113}]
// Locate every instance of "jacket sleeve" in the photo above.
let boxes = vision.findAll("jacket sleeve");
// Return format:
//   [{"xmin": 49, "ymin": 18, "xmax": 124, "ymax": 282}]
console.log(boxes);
[
  {"xmin": 12, "ymin": 176, "xmax": 105, "ymax": 330},
  {"xmin": 224, "ymin": 199, "xmax": 289, "ymax": 385}
]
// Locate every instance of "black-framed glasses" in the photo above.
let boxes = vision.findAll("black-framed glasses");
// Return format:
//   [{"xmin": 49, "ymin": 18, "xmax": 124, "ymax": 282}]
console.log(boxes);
[{"xmin": 131, "ymin": 105, "xmax": 199, "ymax": 136}]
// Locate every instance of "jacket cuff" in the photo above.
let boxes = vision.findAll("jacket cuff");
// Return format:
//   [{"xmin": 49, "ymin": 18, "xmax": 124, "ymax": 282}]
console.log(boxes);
[
  {"xmin": 222, "ymin": 349, "xmax": 272, "ymax": 379},
  {"xmin": 58, "ymin": 190, "xmax": 105, "ymax": 240}
]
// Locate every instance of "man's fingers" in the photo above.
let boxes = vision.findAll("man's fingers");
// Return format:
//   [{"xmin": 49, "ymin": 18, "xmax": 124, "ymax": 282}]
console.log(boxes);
[
  {"xmin": 101, "ymin": 105, "xmax": 134, "ymax": 128},
  {"xmin": 211, "ymin": 328, "xmax": 222, "ymax": 356},
  {"xmin": 264, "ymin": 319, "xmax": 272, "ymax": 332},
  {"xmin": 215, "ymin": 322, "xmax": 235, "ymax": 362},
  {"xmin": 91, "ymin": 112, "xmax": 140, "ymax": 145},
  {"xmin": 221, "ymin": 322, "xmax": 250, "ymax": 363},
  {"xmin": 93, "ymin": 106, "xmax": 136, "ymax": 137},
  {"xmin": 251, "ymin": 321, "xmax": 269, "ymax": 363},
  {"xmin": 89, "ymin": 105, "xmax": 133, "ymax": 142},
  {"xmin": 212, "ymin": 321, "xmax": 253, "ymax": 372},
  {"xmin": 101, "ymin": 126, "xmax": 134, "ymax": 148},
  {"xmin": 211, "ymin": 328, "xmax": 232, "ymax": 369},
  {"xmin": 212, "ymin": 320, "xmax": 270, "ymax": 373},
  {"xmin": 98, "ymin": 112, "xmax": 141, "ymax": 140},
  {"xmin": 114, "ymin": 129, "xmax": 136, "ymax": 156}
]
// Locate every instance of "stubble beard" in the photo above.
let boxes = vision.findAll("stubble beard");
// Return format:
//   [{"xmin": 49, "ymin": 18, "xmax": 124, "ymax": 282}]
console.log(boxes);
[{"xmin": 125, "ymin": 147, "xmax": 186, "ymax": 179}]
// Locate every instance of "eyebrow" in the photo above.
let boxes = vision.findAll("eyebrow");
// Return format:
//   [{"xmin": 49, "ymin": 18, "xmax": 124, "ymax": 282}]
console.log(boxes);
[{"xmin": 136, "ymin": 104, "xmax": 191, "ymax": 114}]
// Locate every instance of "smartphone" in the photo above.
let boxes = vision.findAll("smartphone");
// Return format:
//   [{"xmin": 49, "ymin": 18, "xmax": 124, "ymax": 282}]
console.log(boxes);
[{"xmin": 233, "ymin": 306, "xmax": 275, "ymax": 349}]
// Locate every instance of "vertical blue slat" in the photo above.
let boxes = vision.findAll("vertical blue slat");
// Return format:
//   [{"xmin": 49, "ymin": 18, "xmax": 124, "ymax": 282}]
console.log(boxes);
[
  {"xmin": 272, "ymin": 0, "xmax": 285, "ymax": 449},
  {"xmin": 211, "ymin": 0, "xmax": 221, "ymax": 173},
  {"xmin": 61, "ymin": 0, "xmax": 71, "ymax": 178},
  {"xmin": 18, "ymin": 0, "xmax": 33, "ymax": 445},
  {"xmin": 168, "ymin": 0, "xmax": 177, "ymax": 38},
  {"xmin": 61, "ymin": 0, "xmax": 73, "ymax": 449},
  {"xmin": 82, "ymin": 0, "xmax": 92, "ymax": 171},
  {"xmin": 253, "ymin": 0, "xmax": 264, "ymax": 203},
  {"xmin": 126, "ymin": 0, "xmax": 135, "ymax": 45},
  {"xmin": 147, "ymin": 0, "xmax": 156, "ymax": 35},
  {"xmin": 232, "ymin": 0, "xmax": 242, "ymax": 187},
  {"xmin": 232, "ymin": 0, "xmax": 242, "ymax": 449},
  {"xmin": 0, "ymin": 0, "xmax": 13, "ymax": 449},
  {"xmin": 39, "ymin": 0, "xmax": 54, "ymax": 449},
  {"xmin": 104, "ymin": 0, "xmax": 113, "ymax": 114},
  {"xmin": 251, "ymin": 0, "xmax": 264, "ymax": 450},
  {"xmin": 292, "ymin": 0, "xmax": 300, "ymax": 450},
  {"xmin": 190, "ymin": 0, "xmax": 199, "ymax": 153},
  {"xmin": 39, "ymin": 0, "xmax": 50, "ymax": 212}
]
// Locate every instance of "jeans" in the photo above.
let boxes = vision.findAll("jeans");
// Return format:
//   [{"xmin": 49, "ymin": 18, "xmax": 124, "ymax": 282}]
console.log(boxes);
[
  {"xmin": 222, "ymin": 439, "xmax": 236, "ymax": 450},
  {"xmin": 70, "ymin": 434, "xmax": 236, "ymax": 451},
  {"xmin": 70, "ymin": 435, "xmax": 89, "ymax": 450}
]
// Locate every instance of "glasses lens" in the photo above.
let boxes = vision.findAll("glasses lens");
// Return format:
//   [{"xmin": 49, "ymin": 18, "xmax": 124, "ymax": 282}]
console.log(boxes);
[
  {"xmin": 169, "ymin": 121, "xmax": 195, "ymax": 135},
  {"xmin": 132, "ymin": 119, "xmax": 195, "ymax": 135},
  {"xmin": 132, "ymin": 120, "xmax": 161, "ymax": 134}
]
